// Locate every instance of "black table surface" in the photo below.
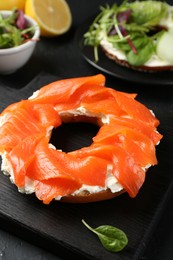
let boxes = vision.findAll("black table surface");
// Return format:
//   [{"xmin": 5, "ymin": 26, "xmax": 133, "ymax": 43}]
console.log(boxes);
[{"xmin": 0, "ymin": 1, "xmax": 173, "ymax": 259}]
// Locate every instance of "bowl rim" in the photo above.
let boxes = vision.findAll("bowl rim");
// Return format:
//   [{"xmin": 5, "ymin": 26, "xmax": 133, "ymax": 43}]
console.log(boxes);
[{"xmin": 0, "ymin": 10, "xmax": 40, "ymax": 54}]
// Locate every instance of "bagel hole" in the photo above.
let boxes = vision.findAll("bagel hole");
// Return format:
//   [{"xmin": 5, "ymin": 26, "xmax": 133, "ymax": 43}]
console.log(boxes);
[{"xmin": 50, "ymin": 122, "xmax": 100, "ymax": 152}]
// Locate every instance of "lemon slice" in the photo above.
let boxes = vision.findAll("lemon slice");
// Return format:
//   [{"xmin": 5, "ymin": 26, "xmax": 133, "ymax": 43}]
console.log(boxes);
[
  {"xmin": 0, "ymin": 0, "xmax": 26, "ymax": 10},
  {"xmin": 25, "ymin": 0, "xmax": 72, "ymax": 37}
]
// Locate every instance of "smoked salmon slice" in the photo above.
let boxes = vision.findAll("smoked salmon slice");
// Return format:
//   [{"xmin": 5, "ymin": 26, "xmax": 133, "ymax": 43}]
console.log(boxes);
[
  {"xmin": 29, "ymin": 74, "xmax": 105, "ymax": 104},
  {"xmin": 70, "ymin": 144, "xmax": 145, "ymax": 198},
  {"xmin": 80, "ymin": 88, "xmax": 124, "ymax": 116},
  {"xmin": 106, "ymin": 116, "xmax": 162, "ymax": 145},
  {"xmin": 93, "ymin": 121, "xmax": 159, "ymax": 166},
  {"xmin": 27, "ymin": 137, "xmax": 107, "ymax": 187},
  {"xmin": 7, "ymin": 134, "xmax": 44, "ymax": 187},
  {"xmin": 34, "ymin": 178, "xmax": 81, "ymax": 205},
  {"xmin": 0, "ymin": 101, "xmax": 61, "ymax": 154},
  {"xmin": 110, "ymin": 89, "xmax": 160, "ymax": 127}
]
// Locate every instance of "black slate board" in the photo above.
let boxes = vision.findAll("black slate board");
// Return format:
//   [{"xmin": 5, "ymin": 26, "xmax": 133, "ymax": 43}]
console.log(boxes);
[{"xmin": 0, "ymin": 72, "xmax": 173, "ymax": 260}]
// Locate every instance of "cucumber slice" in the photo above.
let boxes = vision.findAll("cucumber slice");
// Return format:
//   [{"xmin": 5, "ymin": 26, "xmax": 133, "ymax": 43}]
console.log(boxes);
[{"xmin": 156, "ymin": 29, "xmax": 173, "ymax": 63}]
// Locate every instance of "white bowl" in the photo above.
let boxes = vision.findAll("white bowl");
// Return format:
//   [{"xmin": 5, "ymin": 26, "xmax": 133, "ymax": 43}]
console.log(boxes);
[{"xmin": 0, "ymin": 11, "xmax": 40, "ymax": 75}]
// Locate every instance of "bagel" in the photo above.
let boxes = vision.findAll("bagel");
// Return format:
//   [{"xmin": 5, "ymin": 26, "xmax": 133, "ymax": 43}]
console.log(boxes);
[
  {"xmin": 0, "ymin": 74, "xmax": 163, "ymax": 204},
  {"xmin": 84, "ymin": 0, "xmax": 173, "ymax": 72}
]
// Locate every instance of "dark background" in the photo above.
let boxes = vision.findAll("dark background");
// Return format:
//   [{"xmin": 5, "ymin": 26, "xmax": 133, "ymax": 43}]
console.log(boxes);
[{"xmin": 0, "ymin": 0, "xmax": 173, "ymax": 259}]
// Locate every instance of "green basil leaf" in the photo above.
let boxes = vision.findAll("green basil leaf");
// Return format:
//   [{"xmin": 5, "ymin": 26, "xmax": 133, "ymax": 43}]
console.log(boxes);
[
  {"xmin": 82, "ymin": 219, "xmax": 128, "ymax": 252},
  {"xmin": 95, "ymin": 225, "xmax": 128, "ymax": 252}
]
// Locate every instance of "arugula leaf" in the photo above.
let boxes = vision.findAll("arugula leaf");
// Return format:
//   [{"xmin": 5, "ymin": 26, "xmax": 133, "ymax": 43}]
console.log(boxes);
[
  {"xmin": 82, "ymin": 219, "xmax": 128, "ymax": 252},
  {"xmin": 0, "ymin": 34, "xmax": 13, "ymax": 48}
]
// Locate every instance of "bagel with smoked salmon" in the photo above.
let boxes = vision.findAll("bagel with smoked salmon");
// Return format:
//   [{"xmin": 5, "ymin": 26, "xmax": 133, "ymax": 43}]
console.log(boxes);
[{"xmin": 0, "ymin": 74, "xmax": 163, "ymax": 204}]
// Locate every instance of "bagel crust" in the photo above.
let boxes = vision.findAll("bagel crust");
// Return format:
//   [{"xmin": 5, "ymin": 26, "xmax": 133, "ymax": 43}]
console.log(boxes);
[{"xmin": 61, "ymin": 189, "xmax": 125, "ymax": 203}]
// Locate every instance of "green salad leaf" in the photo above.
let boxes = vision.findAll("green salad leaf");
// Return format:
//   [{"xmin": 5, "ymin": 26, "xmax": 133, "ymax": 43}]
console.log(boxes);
[
  {"xmin": 129, "ymin": 0, "xmax": 168, "ymax": 27},
  {"xmin": 82, "ymin": 219, "xmax": 128, "ymax": 252},
  {"xmin": 127, "ymin": 39, "xmax": 154, "ymax": 66},
  {"xmin": 0, "ymin": 9, "xmax": 35, "ymax": 49}
]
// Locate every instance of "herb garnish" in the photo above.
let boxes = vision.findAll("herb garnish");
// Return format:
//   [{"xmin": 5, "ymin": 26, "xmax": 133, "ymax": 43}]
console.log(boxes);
[
  {"xmin": 0, "ymin": 9, "xmax": 35, "ymax": 49},
  {"xmin": 82, "ymin": 219, "xmax": 128, "ymax": 252},
  {"xmin": 84, "ymin": 0, "xmax": 170, "ymax": 66}
]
